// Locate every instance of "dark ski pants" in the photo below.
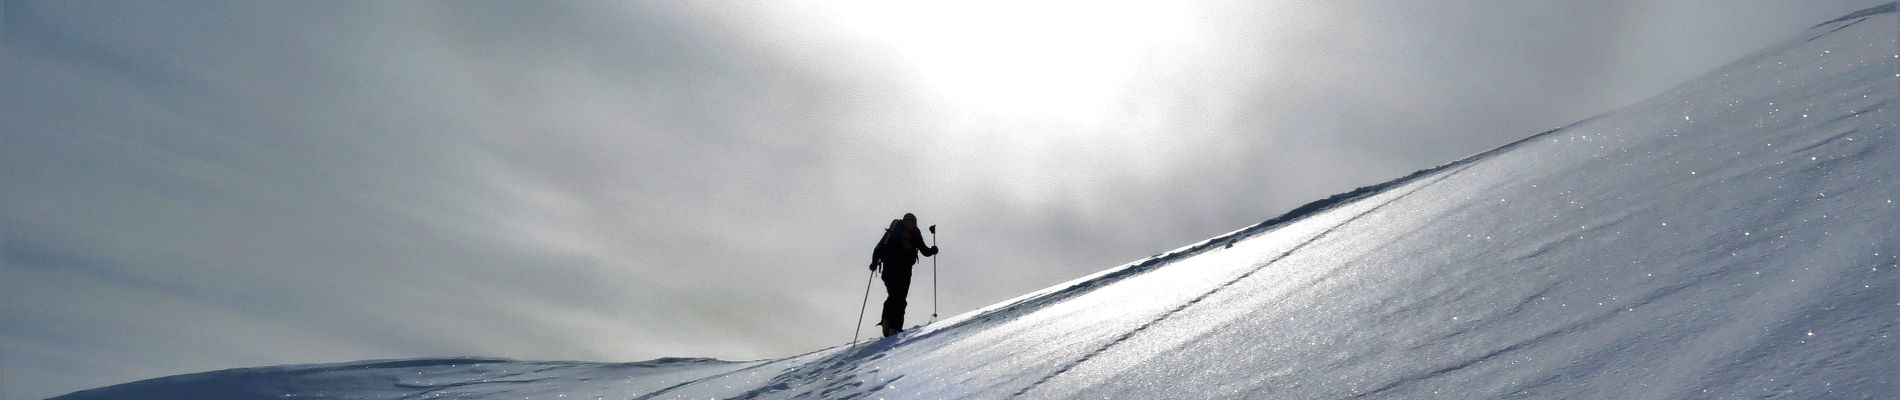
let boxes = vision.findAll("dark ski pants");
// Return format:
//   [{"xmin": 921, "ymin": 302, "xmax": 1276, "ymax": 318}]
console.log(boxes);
[{"xmin": 880, "ymin": 269, "xmax": 911, "ymax": 330}]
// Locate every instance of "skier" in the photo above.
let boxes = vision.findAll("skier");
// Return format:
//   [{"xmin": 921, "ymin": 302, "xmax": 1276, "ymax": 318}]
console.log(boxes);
[{"xmin": 870, "ymin": 213, "xmax": 939, "ymax": 337}]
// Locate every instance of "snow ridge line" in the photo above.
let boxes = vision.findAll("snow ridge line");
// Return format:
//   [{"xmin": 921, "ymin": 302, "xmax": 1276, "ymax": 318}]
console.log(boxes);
[
  {"xmin": 919, "ymin": 117, "xmax": 1598, "ymax": 341},
  {"xmin": 1009, "ymin": 160, "xmax": 1484, "ymax": 399},
  {"xmin": 48, "ymin": 358, "xmax": 520, "ymax": 399}
]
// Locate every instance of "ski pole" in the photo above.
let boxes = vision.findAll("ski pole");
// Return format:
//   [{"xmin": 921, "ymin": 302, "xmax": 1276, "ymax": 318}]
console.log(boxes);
[
  {"xmin": 929, "ymin": 225, "xmax": 938, "ymax": 322},
  {"xmin": 852, "ymin": 268, "xmax": 875, "ymax": 345}
]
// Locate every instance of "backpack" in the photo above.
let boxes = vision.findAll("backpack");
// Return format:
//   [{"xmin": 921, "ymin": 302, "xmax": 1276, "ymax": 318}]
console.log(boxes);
[{"xmin": 874, "ymin": 219, "xmax": 906, "ymax": 261}]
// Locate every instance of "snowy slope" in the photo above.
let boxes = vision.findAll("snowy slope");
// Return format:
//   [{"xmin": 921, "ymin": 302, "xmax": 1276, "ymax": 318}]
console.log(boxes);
[
  {"xmin": 56, "ymin": 4, "xmax": 1898, "ymax": 399},
  {"xmin": 51, "ymin": 357, "xmax": 765, "ymax": 400}
]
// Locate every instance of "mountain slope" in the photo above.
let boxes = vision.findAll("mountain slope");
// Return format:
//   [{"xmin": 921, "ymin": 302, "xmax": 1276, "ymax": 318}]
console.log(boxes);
[{"xmin": 58, "ymin": 4, "xmax": 1897, "ymax": 399}]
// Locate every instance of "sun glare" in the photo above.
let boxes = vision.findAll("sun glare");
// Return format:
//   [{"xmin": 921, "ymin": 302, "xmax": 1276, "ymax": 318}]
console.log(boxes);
[{"xmin": 819, "ymin": 0, "xmax": 1194, "ymax": 122}]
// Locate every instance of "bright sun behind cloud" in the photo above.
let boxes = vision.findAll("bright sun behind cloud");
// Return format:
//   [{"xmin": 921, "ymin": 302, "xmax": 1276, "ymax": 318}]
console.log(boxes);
[{"xmin": 817, "ymin": 0, "xmax": 1196, "ymax": 122}]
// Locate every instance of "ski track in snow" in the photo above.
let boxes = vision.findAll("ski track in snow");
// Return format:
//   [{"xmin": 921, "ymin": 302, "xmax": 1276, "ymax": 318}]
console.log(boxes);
[{"xmin": 1012, "ymin": 160, "xmax": 1489, "ymax": 399}]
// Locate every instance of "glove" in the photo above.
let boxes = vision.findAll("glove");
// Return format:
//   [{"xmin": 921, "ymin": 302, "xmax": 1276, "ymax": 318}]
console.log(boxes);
[{"xmin": 868, "ymin": 261, "xmax": 880, "ymax": 271}]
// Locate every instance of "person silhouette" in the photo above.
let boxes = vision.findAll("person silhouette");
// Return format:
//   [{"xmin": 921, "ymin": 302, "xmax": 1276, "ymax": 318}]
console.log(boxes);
[{"xmin": 869, "ymin": 213, "xmax": 939, "ymax": 337}]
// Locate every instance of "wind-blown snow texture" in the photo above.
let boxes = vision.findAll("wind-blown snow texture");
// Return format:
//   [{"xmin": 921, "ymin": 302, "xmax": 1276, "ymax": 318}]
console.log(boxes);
[{"xmin": 57, "ymin": 4, "xmax": 1898, "ymax": 399}]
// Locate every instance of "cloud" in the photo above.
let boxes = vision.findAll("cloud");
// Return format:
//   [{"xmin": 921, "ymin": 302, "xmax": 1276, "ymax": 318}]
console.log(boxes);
[{"xmin": 2, "ymin": 1, "xmax": 1883, "ymax": 399}]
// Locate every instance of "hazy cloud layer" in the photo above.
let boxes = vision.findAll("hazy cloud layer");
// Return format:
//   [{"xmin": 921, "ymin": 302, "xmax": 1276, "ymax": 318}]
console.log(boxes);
[{"xmin": 2, "ymin": 1, "xmax": 1882, "ymax": 398}]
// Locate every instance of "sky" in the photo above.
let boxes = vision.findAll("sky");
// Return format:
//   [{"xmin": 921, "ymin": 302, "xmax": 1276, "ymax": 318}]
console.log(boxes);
[{"xmin": 1, "ymin": 1, "xmax": 1887, "ymax": 399}]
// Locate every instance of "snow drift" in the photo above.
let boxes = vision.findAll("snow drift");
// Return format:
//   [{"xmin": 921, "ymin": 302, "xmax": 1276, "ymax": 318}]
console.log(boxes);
[{"xmin": 57, "ymin": 4, "xmax": 1897, "ymax": 399}]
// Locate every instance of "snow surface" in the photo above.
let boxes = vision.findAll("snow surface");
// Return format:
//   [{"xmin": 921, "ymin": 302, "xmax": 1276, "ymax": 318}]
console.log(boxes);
[{"xmin": 55, "ymin": 4, "xmax": 1898, "ymax": 399}]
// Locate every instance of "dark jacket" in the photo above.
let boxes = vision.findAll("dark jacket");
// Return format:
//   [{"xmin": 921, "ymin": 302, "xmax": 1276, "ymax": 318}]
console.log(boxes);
[{"xmin": 872, "ymin": 220, "xmax": 937, "ymax": 274}]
